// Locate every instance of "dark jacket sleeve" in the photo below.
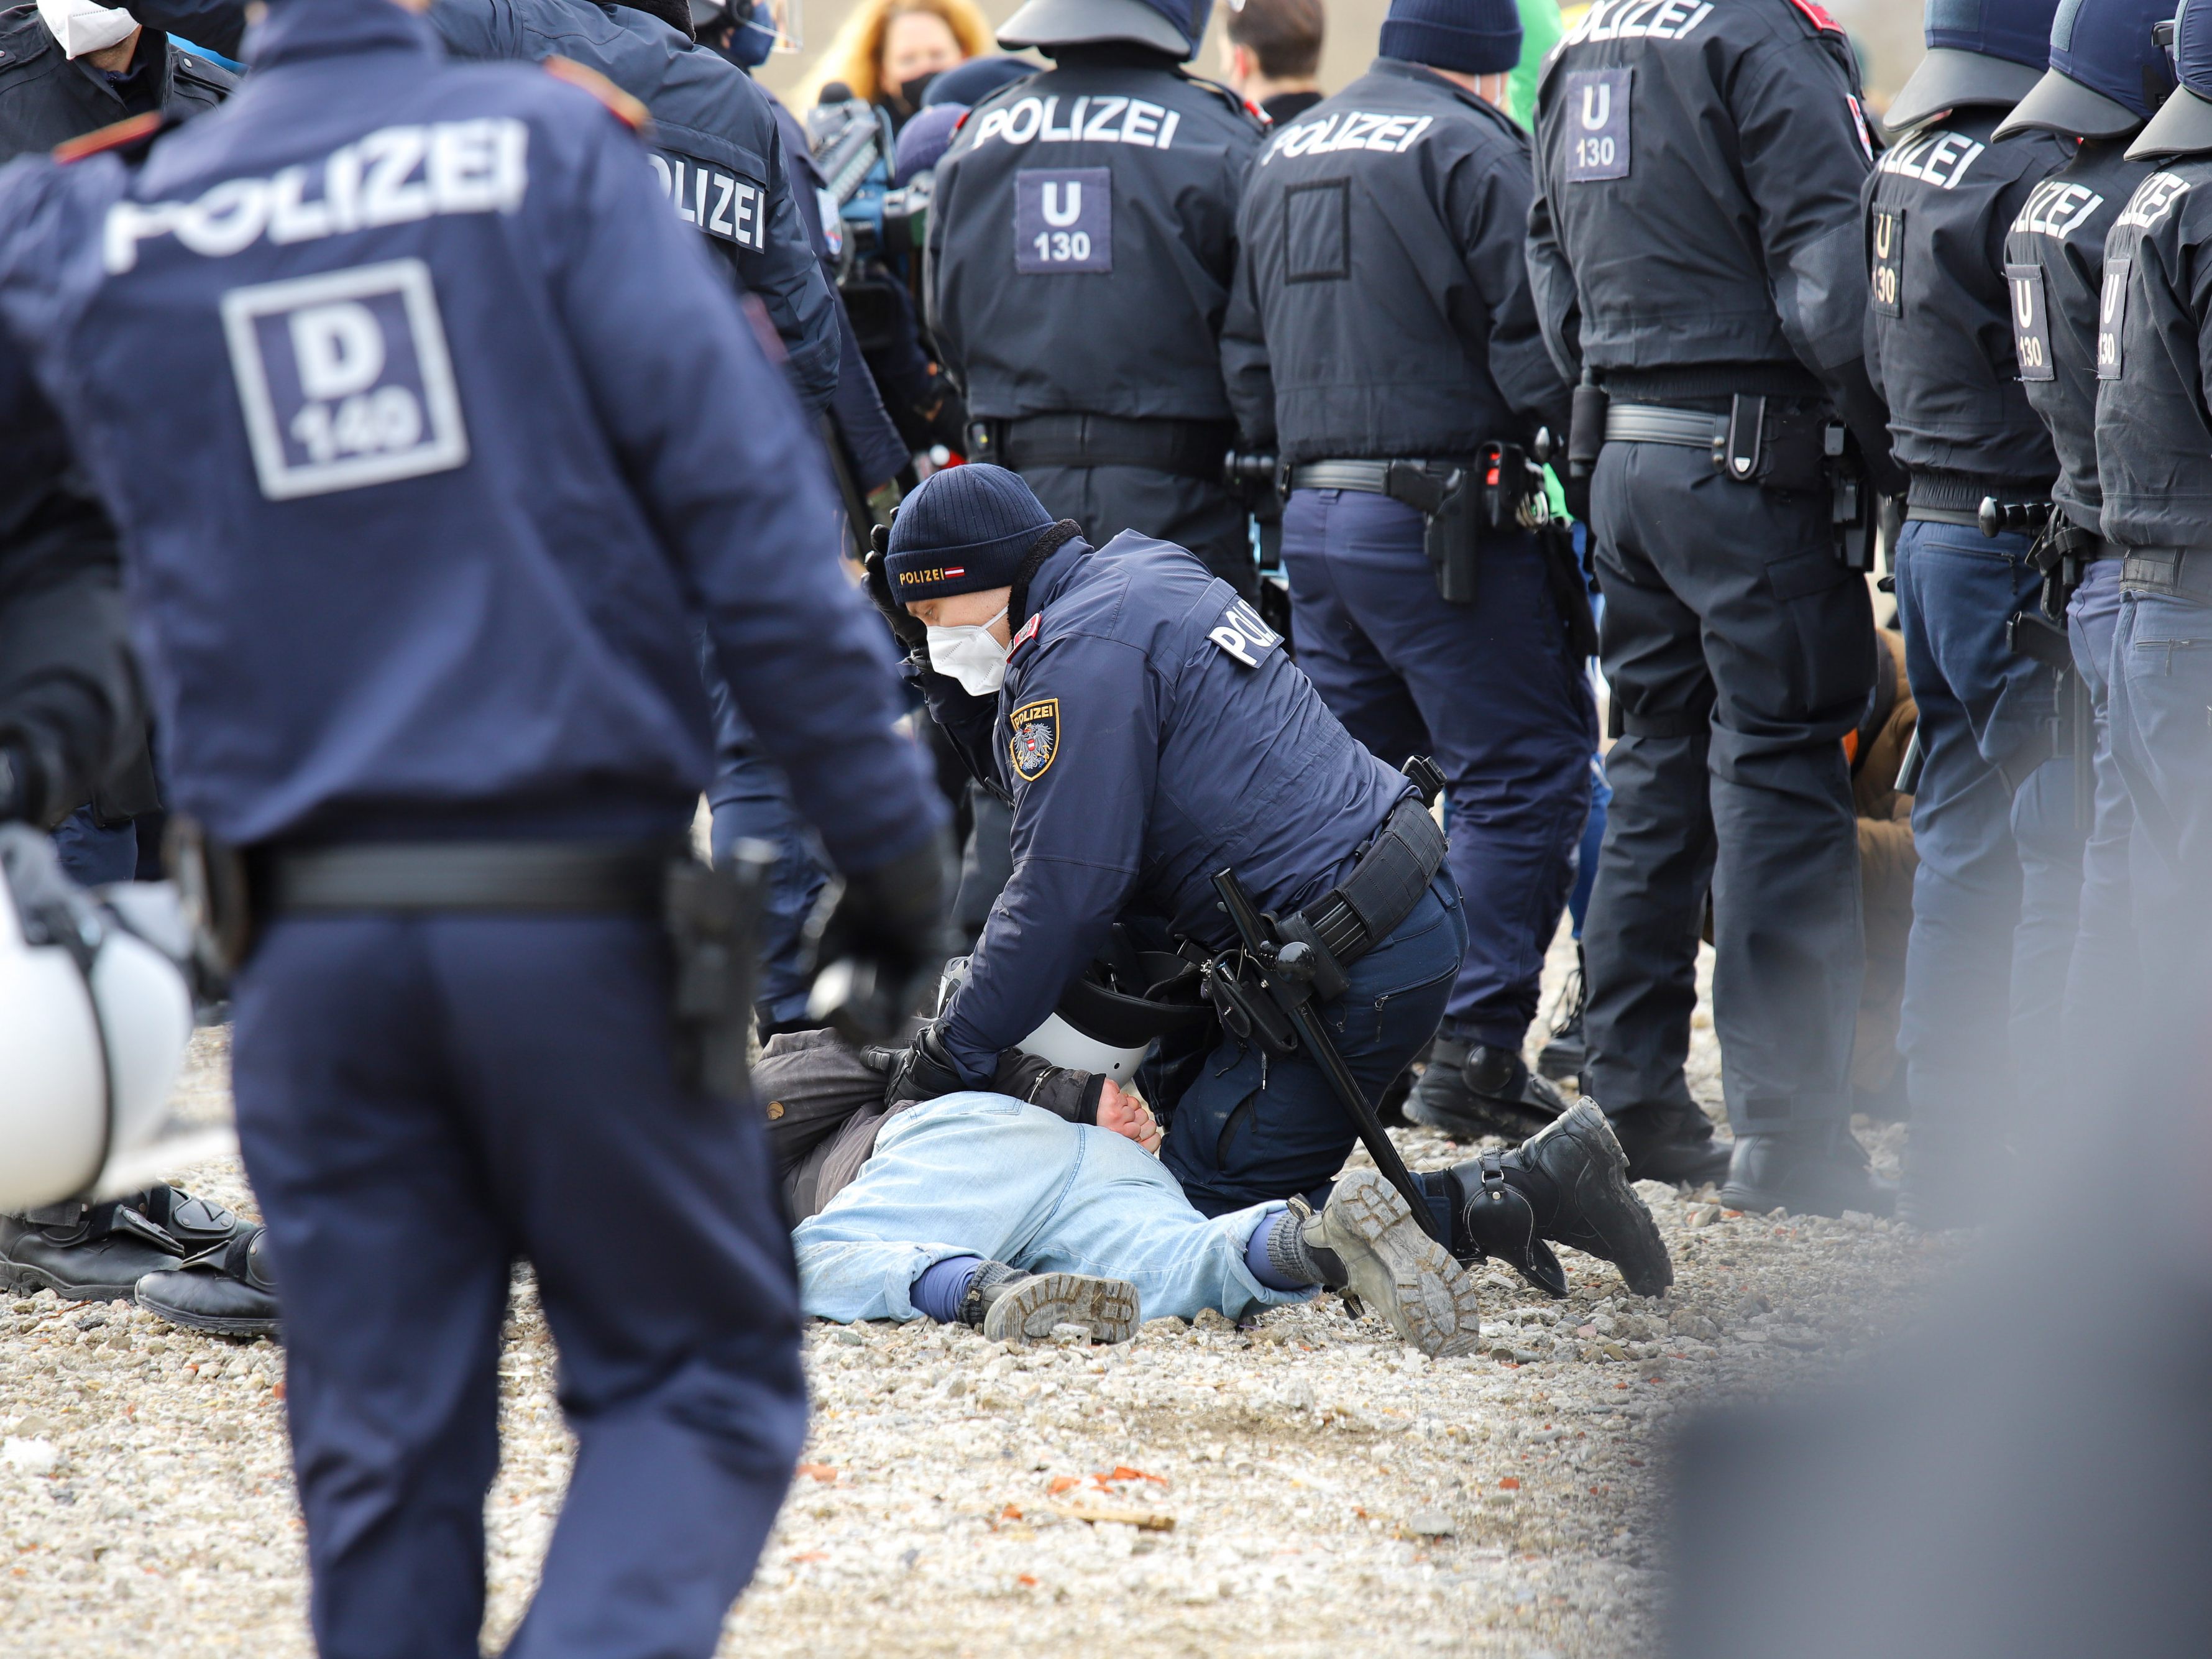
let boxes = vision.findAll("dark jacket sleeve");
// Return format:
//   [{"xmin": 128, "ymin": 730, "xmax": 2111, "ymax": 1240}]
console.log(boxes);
[
  {"xmin": 0, "ymin": 350, "xmax": 144, "ymax": 826},
  {"xmin": 902, "ymin": 650, "xmax": 1006, "ymax": 803},
  {"xmin": 940, "ymin": 635, "xmax": 1156, "ymax": 1080},
  {"xmin": 737, "ymin": 100, "xmax": 841, "ymax": 415},
  {"xmin": 123, "ymin": 0, "xmax": 246, "ymax": 58},
  {"xmin": 1525, "ymin": 120, "xmax": 1585, "ymax": 387},
  {"xmin": 1737, "ymin": 33, "xmax": 1899, "ymax": 484},
  {"xmin": 1454, "ymin": 139, "xmax": 1572, "ymax": 445},
  {"xmin": 548, "ymin": 104, "xmax": 944, "ymax": 873},
  {"xmin": 1219, "ymin": 188, "xmax": 1277, "ymax": 450}
]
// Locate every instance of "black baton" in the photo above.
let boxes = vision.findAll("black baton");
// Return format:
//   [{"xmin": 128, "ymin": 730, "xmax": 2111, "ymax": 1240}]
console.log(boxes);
[{"xmin": 1210, "ymin": 868, "xmax": 1450, "ymax": 1248}]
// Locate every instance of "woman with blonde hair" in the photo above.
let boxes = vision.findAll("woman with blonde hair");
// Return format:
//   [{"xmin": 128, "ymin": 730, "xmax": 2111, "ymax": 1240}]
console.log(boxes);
[{"xmin": 797, "ymin": 0, "xmax": 996, "ymax": 122}]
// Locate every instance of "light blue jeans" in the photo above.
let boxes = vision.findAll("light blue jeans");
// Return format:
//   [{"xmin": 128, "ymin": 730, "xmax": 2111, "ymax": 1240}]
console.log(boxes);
[{"xmin": 792, "ymin": 1093, "xmax": 1313, "ymax": 1325}]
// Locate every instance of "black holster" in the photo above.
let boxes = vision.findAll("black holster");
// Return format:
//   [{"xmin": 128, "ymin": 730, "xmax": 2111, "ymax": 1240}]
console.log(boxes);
[
  {"xmin": 1539, "ymin": 520, "xmax": 1600, "ymax": 657},
  {"xmin": 1385, "ymin": 461, "xmax": 1479, "ymax": 604},
  {"xmin": 1567, "ymin": 375, "xmax": 1609, "ymax": 480},
  {"xmin": 664, "ymin": 847, "xmax": 771, "ymax": 1101}
]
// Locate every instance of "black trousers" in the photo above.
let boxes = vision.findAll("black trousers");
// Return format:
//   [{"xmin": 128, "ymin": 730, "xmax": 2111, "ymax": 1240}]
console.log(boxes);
[
  {"xmin": 1016, "ymin": 461, "xmax": 1255, "ymax": 600},
  {"xmin": 1582, "ymin": 439, "xmax": 1874, "ymax": 1134}
]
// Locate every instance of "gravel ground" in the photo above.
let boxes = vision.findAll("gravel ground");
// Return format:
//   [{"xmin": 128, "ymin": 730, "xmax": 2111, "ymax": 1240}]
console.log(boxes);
[{"xmin": 0, "ymin": 930, "xmax": 1958, "ymax": 1656}]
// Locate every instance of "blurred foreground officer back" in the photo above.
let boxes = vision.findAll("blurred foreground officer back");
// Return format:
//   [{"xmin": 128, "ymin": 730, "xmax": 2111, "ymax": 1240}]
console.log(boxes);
[
  {"xmin": 2091, "ymin": 0, "xmax": 2212, "ymax": 985},
  {"xmin": 1528, "ymin": 0, "xmax": 1899, "ymax": 1212},
  {"xmin": 0, "ymin": 0, "xmax": 946, "ymax": 1653},
  {"xmin": 1223, "ymin": 0, "xmax": 1596, "ymax": 1142},
  {"xmin": 1991, "ymin": 0, "xmax": 2173, "ymax": 1100},
  {"xmin": 1865, "ymin": 0, "xmax": 2070, "ymax": 1225},
  {"xmin": 927, "ymin": 0, "xmax": 1265, "ymax": 595}
]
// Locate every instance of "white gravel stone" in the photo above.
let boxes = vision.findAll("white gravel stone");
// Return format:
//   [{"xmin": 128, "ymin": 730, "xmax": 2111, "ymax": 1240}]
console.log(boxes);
[{"xmin": 0, "ymin": 931, "xmax": 1949, "ymax": 1657}]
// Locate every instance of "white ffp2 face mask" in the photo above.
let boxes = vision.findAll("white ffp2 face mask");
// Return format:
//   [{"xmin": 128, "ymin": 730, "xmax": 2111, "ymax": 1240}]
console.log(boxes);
[
  {"xmin": 37, "ymin": 0, "xmax": 139, "ymax": 58},
  {"xmin": 925, "ymin": 617, "xmax": 1011, "ymax": 697}
]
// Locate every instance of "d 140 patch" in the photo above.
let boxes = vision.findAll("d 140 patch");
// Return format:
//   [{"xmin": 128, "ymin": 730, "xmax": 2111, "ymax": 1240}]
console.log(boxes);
[{"xmin": 1007, "ymin": 698, "xmax": 1060, "ymax": 782}]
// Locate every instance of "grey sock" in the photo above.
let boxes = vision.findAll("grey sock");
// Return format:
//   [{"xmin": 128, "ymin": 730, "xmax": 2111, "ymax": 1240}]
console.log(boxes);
[{"xmin": 1260, "ymin": 1209, "xmax": 1346, "ymax": 1289}]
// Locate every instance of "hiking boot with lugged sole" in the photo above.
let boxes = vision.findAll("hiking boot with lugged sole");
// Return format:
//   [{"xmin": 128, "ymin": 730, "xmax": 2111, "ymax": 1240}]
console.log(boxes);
[
  {"xmin": 966, "ymin": 1266, "xmax": 1140, "ymax": 1344},
  {"xmin": 1308, "ymin": 1169, "xmax": 1483, "ymax": 1358}
]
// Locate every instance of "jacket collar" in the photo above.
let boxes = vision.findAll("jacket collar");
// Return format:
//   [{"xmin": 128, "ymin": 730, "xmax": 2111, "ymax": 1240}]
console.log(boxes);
[
  {"xmin": 247, "ymin": 0, "xmax": 439, "ymax": 72},
  {"xmin": 1369, "ymin": 55, "xmax": 1517, "ymax": 133},
  {"xmin": 1016, "ymin": 528, "xmax": 1090, "ymax": 631},
  {"xmin": 68, "ymin": 29, "xmax": 173, "ymax": 109}
]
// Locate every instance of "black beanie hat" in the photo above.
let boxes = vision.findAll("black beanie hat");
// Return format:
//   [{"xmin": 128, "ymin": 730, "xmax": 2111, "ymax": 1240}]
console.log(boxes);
[
  {"xmin": 1380, "ymin": 0, "xmax": 1523, "ymax": 76},
  {"xmin": 884, "ymin": 464, "xmax": 1058, "ymax": 604}
]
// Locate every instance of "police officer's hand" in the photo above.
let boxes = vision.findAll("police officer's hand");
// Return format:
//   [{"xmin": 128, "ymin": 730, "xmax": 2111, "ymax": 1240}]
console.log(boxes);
[
  {"xmin": 863, "ymin": 524, "xmax": 928, "ymax": 651},
  {"xmin": 803, "ymin": 829, "xmax": 952, "ymax": 1044},
  {"xmin": 876, "ymin": 1021, "xmax": 966, "ymax": 1106}
]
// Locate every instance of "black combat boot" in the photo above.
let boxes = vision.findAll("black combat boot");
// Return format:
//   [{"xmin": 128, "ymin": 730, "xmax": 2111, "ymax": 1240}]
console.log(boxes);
[
  {"xmin": 1718, "ymin": 1124, "xmax": 1896, "ymax": 1220},
  {"xmin": 1257, "ymin": 1172, "xmax": 1483, "ymax": 1358},
  {"xmin": 1405, "ymin": 1036, "xmax": 1572, "ymax": 1142},
  {"xmin": 137, "ymin": 1225, "xmax": 281, "ymax": 1339},
  {"xmin": 0, "ymin": 1197, "xmax": 186, "ymax": 1300},
  {"xmin": 1536, "ymin": 946, "xmax": 1587, "ymax": 1084},
  {"xmin": 1451, "ymin": 1101, "xmax": 1674, "ymax": 1298},
  {"xmin": 957, "ymin": 1261, "xmax": 1139, "ymax": 1344},
  {"xmin": 1606, "ymin": 1100, "xmax": 1733, "ymax": 1187}
]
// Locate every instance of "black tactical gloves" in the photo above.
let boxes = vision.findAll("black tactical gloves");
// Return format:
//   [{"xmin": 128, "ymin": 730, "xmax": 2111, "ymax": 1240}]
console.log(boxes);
[
  {"xmin": 863, "ymin": 523, "xmax": 928, "ymax": 652},
  {"xmin": 803, "ymin": 829, "xmax": 952, "ymax": 1044}
]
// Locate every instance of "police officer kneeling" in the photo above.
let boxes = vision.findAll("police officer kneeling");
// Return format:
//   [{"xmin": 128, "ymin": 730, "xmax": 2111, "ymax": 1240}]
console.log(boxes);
[
  {"xmin": 866, "ymin": 464, "xmax": 1670, "ymax": 1304},
  {"xmin": 0, "ymin": 0, "xmax": 946, "ymax": 1651}
]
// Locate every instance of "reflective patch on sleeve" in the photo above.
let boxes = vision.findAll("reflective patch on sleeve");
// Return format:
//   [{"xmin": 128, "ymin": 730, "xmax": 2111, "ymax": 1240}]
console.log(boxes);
[
  {"xmin": 1563, "ymin": 68, "xmax": 1630, "ymax": 183},
  {"xmin": 649, "ymin": 151, "xmax": 768, "ymax": 251},
  {"xmin": 1870, "ymin": 207, "xmax": 1904, "ymax": 318},
  {"xmin": 2005, "ymin": 263, "xmax": 2054, "ymax": 382},
  {"xmin": 1007, "ymin": 698, "xmax": 1060, "ymax": 781},
  {"xmin": 1209, "ymin": 597, "xmax": 1282, "ymax": 668},
  {"xmin": 220, "ymin": 258, "xmax": 469, "ymax": 500},
  {"xmin": 2097, "ymin": 257, "xmax": 2130, "ymax": 381}
]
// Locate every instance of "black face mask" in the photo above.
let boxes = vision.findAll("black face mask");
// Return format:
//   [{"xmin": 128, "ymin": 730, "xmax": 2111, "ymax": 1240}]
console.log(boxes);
[{"xmin": 893, "ymin": 70, "xmax": 940, "ymax": 110}]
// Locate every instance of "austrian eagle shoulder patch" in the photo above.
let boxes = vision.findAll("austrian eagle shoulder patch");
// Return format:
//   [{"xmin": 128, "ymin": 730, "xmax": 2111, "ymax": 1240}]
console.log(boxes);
[{"xmin": 1007, "ymin": 698, "xmax": 1060, "ymax": 783}]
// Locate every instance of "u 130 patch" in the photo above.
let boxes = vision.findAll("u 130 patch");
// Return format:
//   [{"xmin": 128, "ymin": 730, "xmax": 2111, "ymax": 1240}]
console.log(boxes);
[{"xmin": 1007, "ymin": 698, "xmax": 1060, "ymax": 781}]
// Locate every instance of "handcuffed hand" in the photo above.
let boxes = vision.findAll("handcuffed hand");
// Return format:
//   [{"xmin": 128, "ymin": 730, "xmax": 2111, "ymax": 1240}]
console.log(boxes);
[{"xmin": 1095, "ymin": 1079, "xmax": 1162, "ymax": 1156}]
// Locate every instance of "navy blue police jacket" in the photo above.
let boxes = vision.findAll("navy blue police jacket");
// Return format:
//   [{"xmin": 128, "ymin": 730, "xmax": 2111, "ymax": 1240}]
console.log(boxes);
[
  {"xmin": 1221, "ymin": 57, "xmax": 1570, "ymax": 464},
  {"xmin": 913, "ymin": 530, "xmax": 1412, "ymax": 1080},
  {"xmin": 127, "ymin": 0, "xmax": 842, "ymax": 411},
  {"xmin": 2001, "ymin": 139, "xmax": 2153, "ymax": 531},
  {"xmin": 927, "ymin": 48, "xmax": 1264, "ymax": 423},
  {"xmin": 0, "ymin": 0, "xmax": 942, "ymax": 865},
  {"xmin": 1863, "ymin": 107, "xmax": 2069, "ymax": 514},
  {"xmin": 2092, "ymin": 160, "xmax": 2212, "ymax": 548},
  {"xmin": 1528, "ymin": 0, "xmax": 1894, "ymax": 469}
]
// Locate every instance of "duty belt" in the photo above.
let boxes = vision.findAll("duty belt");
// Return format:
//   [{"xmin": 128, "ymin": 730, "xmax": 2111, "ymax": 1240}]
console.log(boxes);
[
  {"xmin": 261, "ymin": 840, "xmax": 681, "ymax": 914},
  {"xmin": 2119, "ymin": 546, "xmax": 2212, "ymax": 600},
  {"xmin": 978, "ymin": 413, "xmax": 1234, "ymax": 482},
  {"xmin": 1288, "ymin": 458, "xmax": 1465, "ymax": 494},
  {"xmin": 1278, "ymin": 795, "xmax": 1448, "ymax": 977},
  {"xmin": 1601, "ymin": 403, "xmax": 1727, "ymax": 455}
]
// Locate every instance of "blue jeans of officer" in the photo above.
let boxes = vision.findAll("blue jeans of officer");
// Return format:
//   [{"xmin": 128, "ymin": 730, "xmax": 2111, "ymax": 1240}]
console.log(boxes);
[
  {"xmin": 232, "ymin": 911, "xmax": 805, "ymax": 1659},
  {"xmin": 2062, "ymin": 558, "xmax": 2135, "ymax": 1081},
  {"xmin": 1162, "ymin": 875, "xmax": 1466, "ymax": 1217},
  {"xmin": 1282, "ymin": 490, "xmax": 1593, "ymax": 1050},
  {"xmin": 1893, "ymin": 520, "xmax": 2080, "ymax": 1141},
  {"xmin": 1585, "ymin": 440, "xmax": 1871, "ymax": 1134},
  {"xmin": 2108, "ymin": 585, "xmax": 2212, "ymax": 980}
]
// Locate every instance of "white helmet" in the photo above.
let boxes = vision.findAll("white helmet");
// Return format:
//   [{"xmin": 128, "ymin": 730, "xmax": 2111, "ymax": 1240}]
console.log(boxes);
[
  {"xmin": 938, "ymin": 930, "xmax": 1211, "ymax": 1085},
  {"xmin": 0, "ymin": 826, "xmax": 195, "ymax": 1211}
]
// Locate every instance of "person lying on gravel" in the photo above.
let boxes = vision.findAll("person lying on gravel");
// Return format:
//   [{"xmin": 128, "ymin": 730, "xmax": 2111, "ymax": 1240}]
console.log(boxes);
[{"xmin": 758, "ymin": 1031, "xmax": 1671, "ymax": 1354}]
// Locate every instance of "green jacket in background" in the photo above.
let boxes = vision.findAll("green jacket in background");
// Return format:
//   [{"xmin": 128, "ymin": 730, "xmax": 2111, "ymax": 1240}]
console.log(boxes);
[{"xmin": 1509, "ymin": 0, "xmax": 1565, "ymax": 130}]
